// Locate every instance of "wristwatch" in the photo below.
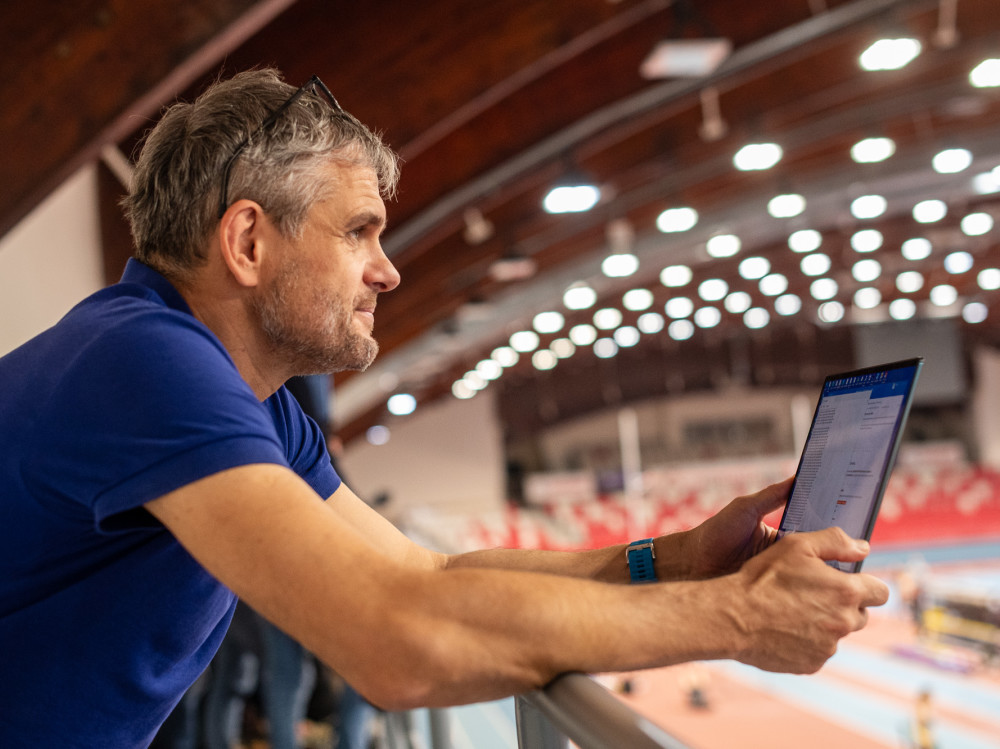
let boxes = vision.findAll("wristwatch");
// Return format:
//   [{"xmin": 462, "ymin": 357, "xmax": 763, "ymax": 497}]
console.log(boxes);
[{"xmin": 626, "ymin": 538, "xmax": 657, "ymax": 583}]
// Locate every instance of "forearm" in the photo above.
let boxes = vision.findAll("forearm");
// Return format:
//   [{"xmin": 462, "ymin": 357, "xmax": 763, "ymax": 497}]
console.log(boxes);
[
  {"xmin": 365, "ymin": 563, "xmax": 744, "ymax": 708},
  {"xmin": 443, "ymin": 530, "xmax": 696, "ymax": 584}
]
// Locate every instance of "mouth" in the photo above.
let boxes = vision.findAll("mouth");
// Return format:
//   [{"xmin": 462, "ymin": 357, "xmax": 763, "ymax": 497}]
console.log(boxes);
[{"xmin": 354, "ymin": 305, "xmax": 376, "ymax": 327}]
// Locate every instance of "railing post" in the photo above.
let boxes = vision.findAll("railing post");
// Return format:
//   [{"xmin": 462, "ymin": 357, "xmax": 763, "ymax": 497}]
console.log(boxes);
[
  {"xmin": 427, "ymin": 707, "xmax": 453, "ymax": 749},
  {"xmin": 515, "ymin": 693, "xmax": 570, "ymax": 749},
  {"xmin": 520, "ymin": 674, "xmax": 692, "ymax": 749}
]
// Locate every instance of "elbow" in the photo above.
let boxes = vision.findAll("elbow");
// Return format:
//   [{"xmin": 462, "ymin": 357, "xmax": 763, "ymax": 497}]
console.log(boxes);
[
  {"xmin": 319, "ymin": 625, "xmax": 548, "ymax": 711},
  {"xmin": 348, "ymin": 666, "xmax": 441, "ymax": 713}
]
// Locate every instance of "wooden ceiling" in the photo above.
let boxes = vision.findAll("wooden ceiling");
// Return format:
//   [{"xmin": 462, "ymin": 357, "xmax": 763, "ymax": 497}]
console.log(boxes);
[{"xmin": 2, "ymin": 0, "xmax": 999, "ymax": 444}]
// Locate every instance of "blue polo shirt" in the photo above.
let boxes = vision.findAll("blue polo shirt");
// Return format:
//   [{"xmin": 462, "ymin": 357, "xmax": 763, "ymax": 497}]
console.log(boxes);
[{"xmin": 0, "ymin": 259, "xmax": 341, "ymax": 748}]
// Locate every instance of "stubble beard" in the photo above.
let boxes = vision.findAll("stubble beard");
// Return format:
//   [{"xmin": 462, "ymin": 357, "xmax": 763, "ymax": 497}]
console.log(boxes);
[{"xmin": 251, "ymin": 259, "xmax": 379, "ymax": 376}]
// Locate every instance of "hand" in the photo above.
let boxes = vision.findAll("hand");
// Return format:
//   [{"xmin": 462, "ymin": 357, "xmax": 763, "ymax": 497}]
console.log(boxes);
[
  {"xmin": 726, "ymin": 526, "xmax": 889, "ymax": 674},
  {"xmin": 673, "ymin": 478, "xmax": 792, "ymax": 580}
]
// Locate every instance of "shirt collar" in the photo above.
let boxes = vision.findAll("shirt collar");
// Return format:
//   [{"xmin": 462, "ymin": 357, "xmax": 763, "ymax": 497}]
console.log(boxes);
[{"xmin": 120, "ymin": 258, "xmax": 194, "ymax": 316}]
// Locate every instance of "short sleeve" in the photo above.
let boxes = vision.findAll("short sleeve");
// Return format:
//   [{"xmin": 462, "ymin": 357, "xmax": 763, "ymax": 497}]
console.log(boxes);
[{"xmin": 24, "ymin": 307, "xmax": 288, "ymax": 531}]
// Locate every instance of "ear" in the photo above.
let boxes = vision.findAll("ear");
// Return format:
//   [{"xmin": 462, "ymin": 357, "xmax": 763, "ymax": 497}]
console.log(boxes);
[{"xmin": 218, "ymin": 199, "xmax": 270, "ymax": 288}]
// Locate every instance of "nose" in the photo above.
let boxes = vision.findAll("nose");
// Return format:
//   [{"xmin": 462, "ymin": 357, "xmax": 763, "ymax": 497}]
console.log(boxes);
[{"xmin": 368, "ymin": 242, "xmax": 401, "ymax": 292}]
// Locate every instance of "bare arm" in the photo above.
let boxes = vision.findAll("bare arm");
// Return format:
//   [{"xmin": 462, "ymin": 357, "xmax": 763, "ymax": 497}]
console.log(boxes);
[
  {"xmin": 146, "ymin": 466, "xmax": 888, "ymax": 711},
  {"xmin": 444, "ymin": 478, "xmax": 795, "ymax": 583}
]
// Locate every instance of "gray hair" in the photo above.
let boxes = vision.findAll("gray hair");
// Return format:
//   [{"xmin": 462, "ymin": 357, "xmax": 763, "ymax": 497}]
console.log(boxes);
[{"xmin": 122, "ymin": 68, "xmax": 400, "ymax": 279}]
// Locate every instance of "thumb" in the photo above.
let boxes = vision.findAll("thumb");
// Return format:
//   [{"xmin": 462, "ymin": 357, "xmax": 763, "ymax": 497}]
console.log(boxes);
[
  {"xmin": 742, "ymin": 476, "xmax": 794, "ymax": 516},
  {"xmin": 801, "ymin": 526, "xmax": 870, "ymax": 563}
]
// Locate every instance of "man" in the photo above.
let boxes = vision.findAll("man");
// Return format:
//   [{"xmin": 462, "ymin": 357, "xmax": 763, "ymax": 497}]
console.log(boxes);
[{"xmin": 0, "ymin": 69, "xmax": 888, "ymax": 748}]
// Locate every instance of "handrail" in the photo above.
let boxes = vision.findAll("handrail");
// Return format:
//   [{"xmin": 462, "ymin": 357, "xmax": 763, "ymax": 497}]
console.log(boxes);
[{"xmin": 515, "ymin": 673, "xmax": 693, "ymax": 749}]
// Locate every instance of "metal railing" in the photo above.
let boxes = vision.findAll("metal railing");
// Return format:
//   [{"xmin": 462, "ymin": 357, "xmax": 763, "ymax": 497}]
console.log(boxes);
[{"xmin": 515, "ymin": 673, "xmax": 692, "ymax": 749}]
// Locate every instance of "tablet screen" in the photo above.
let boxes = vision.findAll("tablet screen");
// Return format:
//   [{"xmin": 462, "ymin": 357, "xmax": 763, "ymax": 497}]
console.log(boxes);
[{"xmin": 778, "ymin": 358, "xmax": 923, "ymax": 571}]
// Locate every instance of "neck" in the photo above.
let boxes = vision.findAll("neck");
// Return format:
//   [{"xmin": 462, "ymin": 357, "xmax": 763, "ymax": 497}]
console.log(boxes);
[{"xmin": 174, "ymin": 272, "xmax": 289, "ymax": 401}]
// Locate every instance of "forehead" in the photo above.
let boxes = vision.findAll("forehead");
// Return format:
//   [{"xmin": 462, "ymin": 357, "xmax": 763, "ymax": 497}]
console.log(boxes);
[{"xmin": 312, "ymin": 158, "xmax": 386, "ymax": 224}]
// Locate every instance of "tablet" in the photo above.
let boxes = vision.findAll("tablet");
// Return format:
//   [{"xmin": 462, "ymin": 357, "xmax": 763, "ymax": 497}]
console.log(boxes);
[{"xmin": 777, "ymin": 358, "xmax": 924, "ymax": 572}]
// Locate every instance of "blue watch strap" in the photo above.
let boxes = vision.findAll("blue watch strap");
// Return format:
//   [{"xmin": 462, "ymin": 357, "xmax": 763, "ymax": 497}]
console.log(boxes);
[{"xmin": 626, "ymin": 538, "xmax": 657, "ymax": 583}]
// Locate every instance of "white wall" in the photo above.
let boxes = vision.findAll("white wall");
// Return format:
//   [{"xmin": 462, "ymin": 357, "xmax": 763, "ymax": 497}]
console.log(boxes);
[
  {"xmin": 341, "ymin": 389, "xmax": 507, "ymax": 514},
  {"xmin": 0, "ymin": 164, "xmax": 104, "ymax": 355}
]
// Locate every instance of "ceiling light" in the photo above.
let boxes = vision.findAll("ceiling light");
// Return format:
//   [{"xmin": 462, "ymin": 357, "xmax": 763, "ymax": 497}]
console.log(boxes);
[
  {"xmin": 637, "ymin": 312, "xmax": 665, "ymax": 334},
  {"xmin": 902, "ymin": 237, "xmax": 932, "ymax": 260},
  {"xmin": 801, "ymin": 253, "xmax": 831, "ymax": 276},
  {"xmin": 896, "ymin": 270, "xmax": 925, "ymax": 293},
  {"xmin": 387, "ymin": 393, "xmax": 417, "ymax": 416},
  {"xmin": 724, "ymin": 291, "xmax": 752, "ymax": 314},
  {"xmin": 913, "ymin": 199, "xmax": 947, "ymax": 223},
  {"xmin": 463, "ymin": 371, "xmax": 487, "ymax": 391},
  {"xmin": 851, "ymin": 228, "xmax": 883, "ymax": 253},
  {"xmin": 533, "ymin": 311, "xmax": 565, "ymax": 334},
  {"xmin": 768, "ymin": 193, "xmax": 806, "ymax": 218},
  {"xmin": 854, "ymin": 287, "xmax": 882, "ymax": 309},
  {"xmin": 759, "ymin": 273, "xmax": 788, "ymax": 296},
  {"xmin": 665, "ymin": 297, "xmax": 694, "ymax": 318},
  {"xmin": 851, "ymin": 137, "xmax": 895, "ymax": 163},
  {"xmin": 851, "ymin": 194, "xmax": 888, "ymax": 219},
  {"xmin": 694, "ymin": 307, "xmax": 721, "ymax": 328},
  {"xmin": 569, "ymin": 324, "xmax": 598, "ymax": 346},
  {"xmin": 739, "ymin": 256, "xmax": 770, "ymax": 280},
  {"xmin": 852, "ymin": 258, "xmax": 882, "ymax": 282},
  {"xmin": 462, "ymin": 207, "xmax": 494, "ymax": 245},
  {"xmin": 452, "ymin": 381, "xmax": 475, "ymax": 400},
  {"xmin": 818, "ymin": 301, "xmax": 845, "ymax": 323},
  {"xmin": 660, "ymin": 264, "xmax": 693, "ymax": 287},
  {"xmin": 810, "ymin": 278, "xmax": 838, "ymax": 301},
  {"xmin": 656, "ymin": 207, "xmax": 699, "ymax": 233},
  {"xmin": 550, "ymin": 338, "xmax": 576, "ymax": 358},
  {"xmin": 859, "ymin": 37, "xmax": 922, "ymax": 71},
  {"xmin": 491, "ymin": 346, "xmax": 519, "ymax": 367},
  {"xmin": 623, "ymin": 288, "xmax": 654, "ymax": 311},
  {"xmin": 978, "ymin": 268, "xmax": 1000, "ymax": 290},
  {"xmin": 932, "ymin": 148, "xmax": 973, "ymax": 174},
  {"xmin": 606, "ymin": 217, "xmax": 635, "ymax": 253},
  {"xmin": 668, "ymin": 319, "xmax": 694, "ymax": 341},
  {"xmin": 532, "ymin": 350, "xmax": 558, "ymax": 370},
  {"xmin": 930, "ymin": 284, "xmax": 958, "ymax": 306},
  {"xmin": 602, "ymin": 253, "xmax": 639, "ymax": 278},
  {"xmin": 789, "ymin": 229, "xmax": 822, "ymax": 253},
  {"xmin": 640, "ymin": 38, "xmax": 733, "ymax": 78},
  {"xmin": 543, "ymin": 184, "xmax": 600, "ymax": 214},
  {"xmin": 593, "ymin": 308, "xmax": 623, "ymax": 330},
  {"xmin": 970, "ymin": 58, "xmax": 1000, "ymax": 88},
  {"xmin": 962, "ymin": 212, "xmax": 994, "ymax": 236},
  {"xmin": 476, "ymin": 359, "xmax": 503, "ymax": 380},
  {"xmin": 744, "ymin": 307, "xmax": 770, "ymax": 329},
  {"xmin": 963, "ymin": 302, "xmax": 989, "ymax": 323},
  {"xmin": 706, "ymin": 233, "xmax": 741, "ymax": 258},
  {"xmin": 698, "ymin": 85, "xmax": 728, "ymax": 142},
  {"xmin": 509, "ymin": 330, "xmax": 540, "ymax": 352},
  {"xmin": 594, "ymin": 338, "xmax": 619, "ymax": 358},
  {"xmin": 734, "ymin": 143, "xmax": 783, "ymax": 171},
  {"xmin": 889, "ymin": 298, "xmax": 916, "ymax": 320},
  {"xmin": 774, "ymin": 294, "xmax": 802, "ymax": 316},
  {"xmin": 614, "ymin": 326, "xmax": 641, "ymax": 347},
  {"xmin": 698, "ymin": 278, "xmax": 729, "ymax": 301},
  {"xmin": 489, "ymin": 255, "xmax": 538, "ymax": 282},
  {"xmin": 563, "ymin": 283, "xmax": 597, "ymax": 310},
  {"xmin": 944, "ymin": 251, "xmax": 974, "ymax": 274},
  {"xmin": 973, "ymin": 170, "xmax": 1000, "ymax": 195},
  {"xmin": 366, "ymin": 425, "xmax": 391, "ymax": 445}
]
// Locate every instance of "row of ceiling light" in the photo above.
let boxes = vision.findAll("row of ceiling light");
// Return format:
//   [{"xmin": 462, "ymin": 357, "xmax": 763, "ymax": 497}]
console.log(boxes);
[{"xmin": 366, "ymin": 37, "xmax": 1000, "ymax": 444}]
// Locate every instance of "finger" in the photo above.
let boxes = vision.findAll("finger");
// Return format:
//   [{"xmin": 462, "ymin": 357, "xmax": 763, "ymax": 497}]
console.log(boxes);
[
  {"xmin": 795, "ymin": 526, "xmax": 871, "ymax": 563},
  {"xmin": 856, "ymin": 575, "xmax": 890, "ymax": 608}
]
